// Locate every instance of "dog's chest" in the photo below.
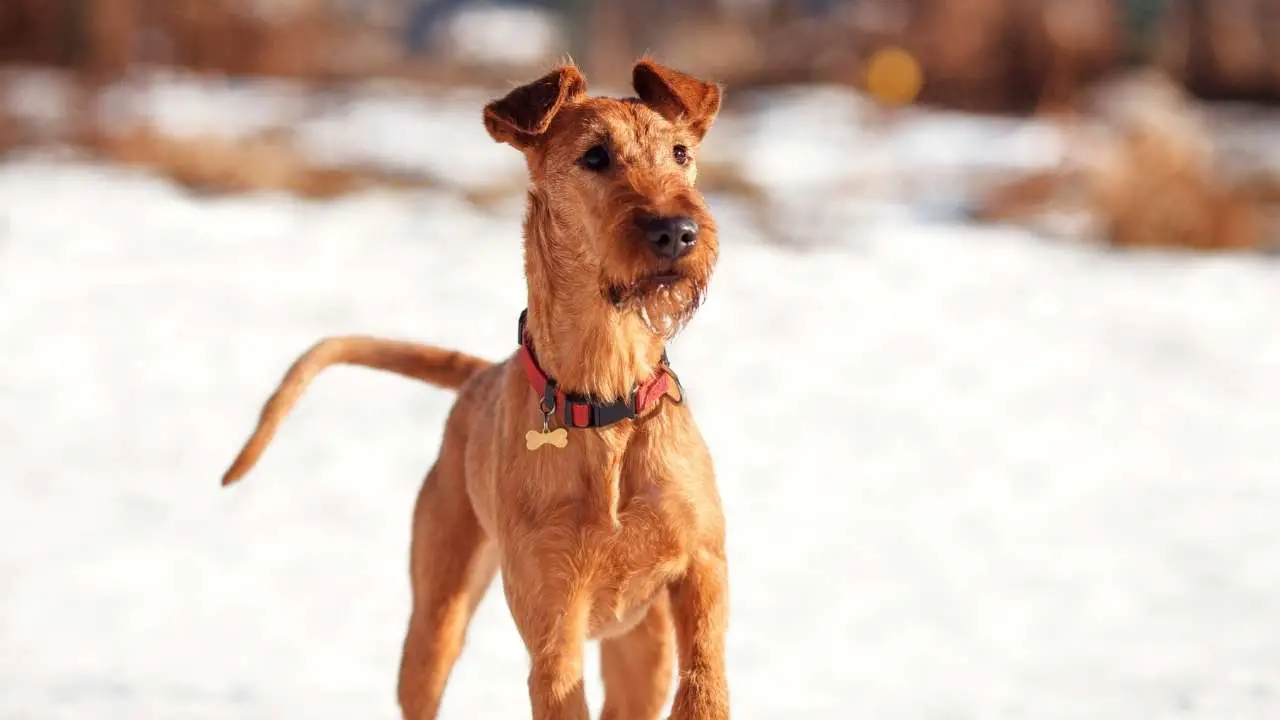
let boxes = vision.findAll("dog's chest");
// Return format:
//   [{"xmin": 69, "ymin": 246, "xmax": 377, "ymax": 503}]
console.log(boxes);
[
  {"xmin": 584, "ymin": 482, "xmax": 691, "ymax": 638},
  {"xmin": 505, "ymin": 412, "xmax": 707, "ymax": 638}
]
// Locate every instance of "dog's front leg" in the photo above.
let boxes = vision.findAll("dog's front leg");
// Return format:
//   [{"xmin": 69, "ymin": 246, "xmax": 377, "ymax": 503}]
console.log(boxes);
[
  {"xmin": 503, "ymin": 559, "xmax": 592, "ymax": 720},
  {"xmin": 667, "ymin": 548, "xmax": 730, "ymax": 720}
]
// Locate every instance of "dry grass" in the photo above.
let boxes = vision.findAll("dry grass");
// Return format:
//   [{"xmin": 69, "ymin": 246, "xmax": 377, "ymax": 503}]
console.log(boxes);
[
  {"xmin": 653, "ymin": 0, "xmax": 1123, "ymax": 114},
  {"xmin": 0, "ymin": 0, "xmax": 410, "ymax": 84},
  {"xmin": 8, "ymin": 0, "xmax": 1280, "ymax": 112},
  {"xmin": 81, "ymin": 123, "xmax": 444, "ymax": 199},
  {"xmin": 974, "ymin": 70, "xmax": 1276, "ymax": 252},
  {"xmin": 4, "ymin": 1, "xmax": 1280, "ymax": 234},
  {"xmin": 1154, "ymin": 0, "xmax": 1280, "ymax": 102}
]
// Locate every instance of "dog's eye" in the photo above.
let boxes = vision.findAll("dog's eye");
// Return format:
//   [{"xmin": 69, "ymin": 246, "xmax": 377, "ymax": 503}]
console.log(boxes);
[
  {"xmin": 581, "ymin": 145, "xmax": 611, "ymax": 172},
  {"xmin": 673, "ymin": 144, "xmax": 690, "ymax": 166}
]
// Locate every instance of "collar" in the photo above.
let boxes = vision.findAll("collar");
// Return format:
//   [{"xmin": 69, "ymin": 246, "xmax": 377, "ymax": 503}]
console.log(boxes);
[{"xmin": 516, "ymin": 309, "xmax": 680, "ymax": 429}]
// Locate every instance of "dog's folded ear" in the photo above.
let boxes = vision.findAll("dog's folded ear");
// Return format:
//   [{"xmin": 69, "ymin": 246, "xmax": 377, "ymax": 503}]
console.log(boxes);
[
  {"xmin": 484, "ymin": 65, "xmax": 588, "ymax": 149},
  {"xmin": 632, "ymin": 58, "xmax": 722, "ymax": 141}
]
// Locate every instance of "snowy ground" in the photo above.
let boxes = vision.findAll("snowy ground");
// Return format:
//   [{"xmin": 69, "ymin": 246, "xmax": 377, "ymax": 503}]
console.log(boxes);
[{"xmin": 2, "ymin": 88, "xmax": 1280, "ymax": 719}]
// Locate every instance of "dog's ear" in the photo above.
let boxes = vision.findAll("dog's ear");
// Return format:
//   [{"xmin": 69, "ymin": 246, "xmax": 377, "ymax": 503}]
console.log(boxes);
[
  {"xmin": 632, "ymin": 58, "xmax": 722, "ymax": 141},
  {"xmin": 484, "ymin": 65, "xmax": 588, "ymax": 149}
]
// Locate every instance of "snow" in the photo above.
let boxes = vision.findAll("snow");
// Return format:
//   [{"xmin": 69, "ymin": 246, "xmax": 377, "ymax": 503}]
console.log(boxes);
[{"xmin": 2, "ymin": 86, "xmax": 1280, "ymax": 719}]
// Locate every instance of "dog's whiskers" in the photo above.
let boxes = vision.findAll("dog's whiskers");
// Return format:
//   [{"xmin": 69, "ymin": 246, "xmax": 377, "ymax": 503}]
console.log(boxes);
[{"xmin": 623, "ymin": 279, "xmax": 703, "ymax": 340}]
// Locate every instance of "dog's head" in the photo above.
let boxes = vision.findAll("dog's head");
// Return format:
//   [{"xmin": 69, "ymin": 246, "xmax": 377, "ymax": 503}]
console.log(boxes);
[{"xmin": 484, "ymin": 59, "xmax": 722, "ymax": 340}]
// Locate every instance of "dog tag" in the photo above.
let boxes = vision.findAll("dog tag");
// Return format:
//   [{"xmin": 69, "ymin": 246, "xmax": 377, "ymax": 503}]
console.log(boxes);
[{"xmin": 526, "ymin": 427, "xmax": 568, "ymax": 451}]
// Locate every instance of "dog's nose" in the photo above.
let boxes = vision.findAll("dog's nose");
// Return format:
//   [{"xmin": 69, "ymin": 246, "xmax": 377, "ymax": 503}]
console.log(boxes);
[{"xmin": 641, "ymin": 216, "xmax": 698, "ymax": 259}]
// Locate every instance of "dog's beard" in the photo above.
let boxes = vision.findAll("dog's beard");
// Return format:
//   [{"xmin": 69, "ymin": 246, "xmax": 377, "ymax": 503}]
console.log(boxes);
[{"xmin": 610, "ymin": 276, "xmax": 707, "ymax": 340}]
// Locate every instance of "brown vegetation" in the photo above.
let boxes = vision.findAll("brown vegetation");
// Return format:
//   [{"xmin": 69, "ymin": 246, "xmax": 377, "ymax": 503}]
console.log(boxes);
[
  {"xmin": 81, "ymin": 122, "xmax": 443, "ymax": 198},
  {"xmin": 1155, "ymin": 0, "xmax": 1280, "ymax": 102},
  {"xmin": 974, "ymin": 71, "xmax": 1276, "ymax": 251}
]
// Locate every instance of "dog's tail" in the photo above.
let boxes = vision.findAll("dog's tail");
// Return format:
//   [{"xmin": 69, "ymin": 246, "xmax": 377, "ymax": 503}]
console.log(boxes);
[{"xmin": 221, "ymin": 337, "xmax": 492, "ymax": 487}]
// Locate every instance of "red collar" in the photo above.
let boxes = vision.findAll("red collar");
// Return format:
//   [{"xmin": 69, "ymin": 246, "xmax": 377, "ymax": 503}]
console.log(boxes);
[{"xmin": 516, "ymin": 309, "xmax": 679, "ymax": 429}]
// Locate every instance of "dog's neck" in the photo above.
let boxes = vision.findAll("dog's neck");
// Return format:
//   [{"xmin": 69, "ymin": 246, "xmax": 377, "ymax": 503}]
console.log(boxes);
[{"xmin": 520, "ymin": 192, "xmax": 667, "ymax": 401}]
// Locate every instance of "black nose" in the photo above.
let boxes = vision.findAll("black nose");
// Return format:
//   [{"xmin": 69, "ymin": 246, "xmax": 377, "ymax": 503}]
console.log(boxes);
[{"xmin": 641, "ymin": 216, "xmax": 698, "ymax": 259}]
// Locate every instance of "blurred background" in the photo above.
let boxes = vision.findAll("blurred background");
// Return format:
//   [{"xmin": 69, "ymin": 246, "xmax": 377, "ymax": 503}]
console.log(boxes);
[
  {"xmin": 2, "ymin": 1, "xmax": 1280, "ymax": 718},
  {"xmin": 5, "ymin": 0, "xmax": 1280, "ymax": 247}
]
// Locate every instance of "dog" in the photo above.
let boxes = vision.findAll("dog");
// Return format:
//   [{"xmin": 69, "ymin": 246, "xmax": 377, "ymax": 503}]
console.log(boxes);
[{"xmin": 221, "ymin": 58, "xmax": 730, "ymax": 720}]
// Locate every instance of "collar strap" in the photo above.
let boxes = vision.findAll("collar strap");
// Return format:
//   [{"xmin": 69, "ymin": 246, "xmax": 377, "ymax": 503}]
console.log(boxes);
[{"xmin": 517, "ymin": 309, "xmax": 675, "ymax": 429}]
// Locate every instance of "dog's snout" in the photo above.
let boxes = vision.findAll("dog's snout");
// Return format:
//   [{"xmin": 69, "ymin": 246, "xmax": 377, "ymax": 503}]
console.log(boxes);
[{"xmin": 640, "ymin": 216, "xmax": 698, "ymax": 259}]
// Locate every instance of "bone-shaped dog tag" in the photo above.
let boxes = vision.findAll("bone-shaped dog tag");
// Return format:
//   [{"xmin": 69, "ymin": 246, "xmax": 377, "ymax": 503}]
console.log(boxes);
[{"xmin": 526, "ymin": 427, "xmax": 568, "ymax": 450}]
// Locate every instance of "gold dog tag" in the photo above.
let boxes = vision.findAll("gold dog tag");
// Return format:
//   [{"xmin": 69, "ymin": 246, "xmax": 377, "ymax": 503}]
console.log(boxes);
[{"xmin": 526, "ymin": 427, "xmax": 568, "ymax": 451}]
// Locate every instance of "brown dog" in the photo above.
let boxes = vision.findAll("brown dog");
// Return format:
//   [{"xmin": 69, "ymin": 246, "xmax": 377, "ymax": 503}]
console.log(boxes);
[{"xmin": 221, "ymin": 58, "xmax": 729, "ymax": 720}]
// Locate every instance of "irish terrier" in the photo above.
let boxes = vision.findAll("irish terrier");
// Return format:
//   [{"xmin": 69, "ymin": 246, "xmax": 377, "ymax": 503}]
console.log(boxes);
[{"xmin": 221, "ymin": 58, "xmax": 729, "ymax": 720}]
